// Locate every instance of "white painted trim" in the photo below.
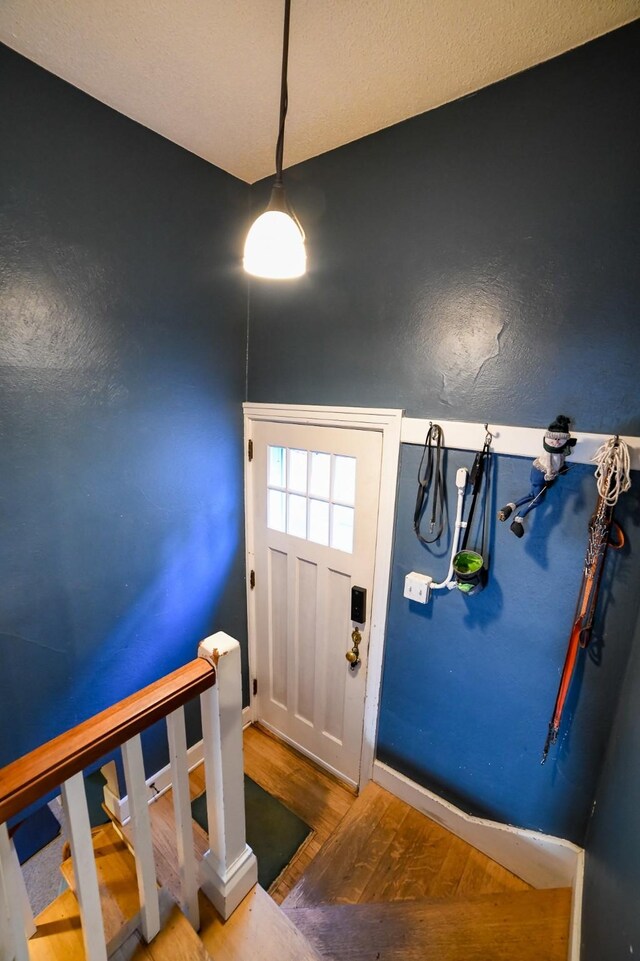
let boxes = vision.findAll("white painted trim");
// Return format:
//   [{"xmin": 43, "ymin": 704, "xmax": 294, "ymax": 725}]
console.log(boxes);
[
  {"xmin": 569, "ymin": 850, "xmax": 584, "ymax": 961},
  {"xmin": 358, "ymin": 413, "xmax": 403, "ymax": 784},
  {"xmin": 243, "ymin": 403, "xmax": 403, "ymax": 789},
  {"xmin": 401, "ymin": 415, "xmax": 640, "ymax": 470},
  {"xmin": 244, "ymin": 409, "xmax": 259, "ymax": 728},
  {"xmin": 243, "ymin": 403, "xmax": 403, "ymax": 429},
  {"xmin": 102, "ymin": 708, "xmax": 252, "ymax": 823},
  {"xmin": 373, "ymin": 761, "xmax": 582, "ymax": 890}
]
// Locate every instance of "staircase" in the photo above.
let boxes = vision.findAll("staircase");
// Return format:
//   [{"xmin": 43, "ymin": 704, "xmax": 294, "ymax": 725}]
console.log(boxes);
[
  {"xmin": 24, "ymin": 778, "xmax": 571, "ymax": 961},
  {"xmin": 1, "ymin": 632, "xmax": 572, "ymax": 961}
]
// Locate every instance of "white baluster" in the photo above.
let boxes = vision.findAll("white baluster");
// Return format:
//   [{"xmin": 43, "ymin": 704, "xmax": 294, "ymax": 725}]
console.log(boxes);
[
  {"xmin": 12, "ymin": 833, "xmax": 36, "ymax": 939},
  {"xmin": 0, "ymin": 822, "xmax": 30, "ymax": 961},
  {"xmin": 61, "ymin": 773, "xmax": 108, "ymax": 961},
  {"xmin": 198, "ymin": 632, "xmax": 257, "ymax": 919},
  {"xmin": 166, "ymin": 707, "xmax": 199, "ymax": 930},
  {"xmin": 121, "ymin": 734, "xmax": 160, "ymax": 942}
]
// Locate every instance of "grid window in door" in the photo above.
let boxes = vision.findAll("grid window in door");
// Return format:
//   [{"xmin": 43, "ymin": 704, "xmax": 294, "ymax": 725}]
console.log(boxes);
[{"xmin": 267, "ymin": 446, "xmax": 356, "ymax": 552}]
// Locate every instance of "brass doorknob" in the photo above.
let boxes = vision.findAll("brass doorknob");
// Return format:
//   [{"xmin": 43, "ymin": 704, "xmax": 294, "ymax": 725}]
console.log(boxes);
[{"xmin": 346, "ymin": 627, "xmax": 362, "ymax": 669}]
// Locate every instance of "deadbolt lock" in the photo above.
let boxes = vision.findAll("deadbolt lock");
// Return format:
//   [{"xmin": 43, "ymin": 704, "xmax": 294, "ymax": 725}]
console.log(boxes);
[{"xmin": 346, "ymin": 627, "xmax": 362, "ymax": 670}]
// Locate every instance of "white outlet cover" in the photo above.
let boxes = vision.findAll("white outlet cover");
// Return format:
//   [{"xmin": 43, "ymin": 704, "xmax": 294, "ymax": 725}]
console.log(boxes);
[{"xmin": 404, "ymin": 571, "xmax": 433, "ymax": 604}]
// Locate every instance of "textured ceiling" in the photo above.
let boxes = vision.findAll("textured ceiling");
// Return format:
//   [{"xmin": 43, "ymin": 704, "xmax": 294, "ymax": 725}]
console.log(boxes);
[{"xmin": 1, "ymin": 1, "xmax": 638, "ymax": 183}]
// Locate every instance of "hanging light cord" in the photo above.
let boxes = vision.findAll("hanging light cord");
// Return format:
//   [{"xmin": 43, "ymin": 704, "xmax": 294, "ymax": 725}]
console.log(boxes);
[
  {"xmin": 274, "ymin": 0, "xmax": 291, "ymax": 186},
  {"xmin": 593, "ymin": 436, "xmax": 631, "ymax": 507}
]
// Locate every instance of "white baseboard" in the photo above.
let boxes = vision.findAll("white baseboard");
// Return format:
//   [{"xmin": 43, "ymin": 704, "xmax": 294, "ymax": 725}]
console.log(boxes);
[
  {"xmin": 373, "ymin": 761, "xmax": 583, "ymax": 961},
  {"xmin": 103, "ymin": 706, "xmax": 252, "ymax": 824}
]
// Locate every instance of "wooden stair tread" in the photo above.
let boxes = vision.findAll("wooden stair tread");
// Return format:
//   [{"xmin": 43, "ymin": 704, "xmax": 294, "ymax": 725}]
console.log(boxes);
[
  {"xmin": 285, "ymin": 887, "xmax": 572, "ymax": 961},
  {"xmin": 284, "ymin": 782, "xmax": 530, "ymax": 909},
  {"xmin": 29, "ymin": 888, "xmax": 87, "ymax": 961},
  {"xmin": 113, "ymin": 793, "xmax": 211, "ymax": 914},
  {"xmin": 29, "ymin": 889, "xmax": 210, "ymax": 961},
  {"xmin": 112, "ymin": 903, "xmax": 212, "ymax": 961},
  {"xmin": 198, "ymin": 883, "xmax": 323, "ymax": 961},
  {"xmin": 60, "ymin": 822, "xmax": 142, "ymax": 954}
]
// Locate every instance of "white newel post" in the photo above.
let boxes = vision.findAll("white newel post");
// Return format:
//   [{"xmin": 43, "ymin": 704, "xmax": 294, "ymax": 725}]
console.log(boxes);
[{"xmin": 197, "ymin": 632, "xmax": 257, "ymax": 919}]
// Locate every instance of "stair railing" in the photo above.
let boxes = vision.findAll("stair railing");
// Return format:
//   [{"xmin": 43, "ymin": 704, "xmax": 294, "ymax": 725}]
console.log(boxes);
[{"xmin": 0, "ymin": 631, "xmax": 257, "ymax": 961}]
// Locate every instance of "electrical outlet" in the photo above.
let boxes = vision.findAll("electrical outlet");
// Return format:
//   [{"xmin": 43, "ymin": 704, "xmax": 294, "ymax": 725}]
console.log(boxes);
[{"xmin": 404, "ymin": 571, "xmax": 433, "ymax": 604}]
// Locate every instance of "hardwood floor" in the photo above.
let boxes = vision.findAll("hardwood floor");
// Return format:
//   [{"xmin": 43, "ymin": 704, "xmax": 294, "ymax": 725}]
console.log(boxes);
[
  {"xmin": 241, "ymin": 724, "xmax": 356, "ymax": 903},
  {"xmin": 143, "ymin": 724, "xmax": 529, "ymax": 908},
  {"xmin": 197, "ymin": 886, "xmax": 321, "ymax": 961},
  {"xmin": 288, "ymin": 889, "xmax": 571, "ymax": 961},
  {"xmin": 284, "ymin": 780, "xmax": 530, "ymax": 909}
]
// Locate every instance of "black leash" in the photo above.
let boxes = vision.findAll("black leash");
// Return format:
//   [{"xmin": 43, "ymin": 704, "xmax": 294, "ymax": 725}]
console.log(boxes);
[
  {"xmin": 414, "ymin": 423, "xmax": 446, "ymax": 546},
  {"xmin": 460, "ymin": 430, "xmax": 492, "ymax": 555}
]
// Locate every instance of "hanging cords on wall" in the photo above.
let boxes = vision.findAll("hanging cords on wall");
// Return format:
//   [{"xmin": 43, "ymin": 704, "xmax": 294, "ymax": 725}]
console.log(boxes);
[
  {"xmin": 413, "ymin": 423, "xmax": 446, "ymax": 546},
  {"xmin": 541, "ymin": 433, "xmax": 630, "ymax": 764},
  {"xmin": 593, "ymin": 435, "xmax": 631, "ymax": 507},
  {"xmin": 459, "ymin": 425, "xmax": 493, "ymax": 555}
]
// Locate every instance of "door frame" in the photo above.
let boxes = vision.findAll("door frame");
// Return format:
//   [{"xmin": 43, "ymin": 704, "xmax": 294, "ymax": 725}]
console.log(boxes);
[{"xmin": 243, "ymin": 403, "xmax": 403, "ymax": 788}]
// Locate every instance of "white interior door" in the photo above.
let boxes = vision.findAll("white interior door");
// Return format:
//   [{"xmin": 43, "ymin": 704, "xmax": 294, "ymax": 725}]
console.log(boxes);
[{"xmin": 250, "ymin": 420, "xmax": 383, "ymax": 787}]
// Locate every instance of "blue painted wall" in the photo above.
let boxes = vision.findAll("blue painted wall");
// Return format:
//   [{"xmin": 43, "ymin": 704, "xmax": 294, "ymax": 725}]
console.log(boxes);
[
  {"xmin": 248, "ymin": 22, "xmax": 640, "ymax": 842},
  {"xmin": 379, "ymin": 446, "xmax": 640, "ymax": 842},
  {"xmin": 0, "ymin": 44, "xmax": 250, "ymax": 779},
  {"xmin": 581, "ymin": 609, "xmax": 640, "ymax": 958},
  {"xmin": 248, "ymin": 23, "xmax": 640, "ymax": 435}
]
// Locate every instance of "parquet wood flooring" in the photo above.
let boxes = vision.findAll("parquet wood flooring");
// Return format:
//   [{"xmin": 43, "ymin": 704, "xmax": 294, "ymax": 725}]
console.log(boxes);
[
  {"xmin": 288, "ymin": 888, "xmax": 572, "ymax": 961},
  {"xmin": 198, "ymin": 885, "xmax": 321, "ymax": 961},
  {"xmin": 240, "ymin": 724, "xmax": 356, "ymax": 903},
  {"xmin": 284, "ymin": 781, "xmax": 531, "ymax": 909}
]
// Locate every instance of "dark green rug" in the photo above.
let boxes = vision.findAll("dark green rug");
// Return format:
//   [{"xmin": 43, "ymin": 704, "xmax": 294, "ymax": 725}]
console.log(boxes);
[{"xmin": 191, "ymin": 775, "xmax": 312, "ymax": 890}]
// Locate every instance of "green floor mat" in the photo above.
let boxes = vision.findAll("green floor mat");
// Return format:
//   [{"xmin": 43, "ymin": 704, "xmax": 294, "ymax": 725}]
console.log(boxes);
[{"xmin": 191, "ymin": 775, "xmax": 312, "ymax": 891}]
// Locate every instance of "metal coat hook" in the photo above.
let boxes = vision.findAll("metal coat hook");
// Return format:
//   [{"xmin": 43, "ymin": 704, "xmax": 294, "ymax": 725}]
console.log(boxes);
[{"xmin": 484, "ymin": 423, "xmax": 493, "ymax": 446}]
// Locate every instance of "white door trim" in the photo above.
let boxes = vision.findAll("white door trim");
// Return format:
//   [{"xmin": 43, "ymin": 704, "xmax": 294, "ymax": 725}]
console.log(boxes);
[{"xmin": 243, "ymin": 403, "xmax": 403, "ymax": 787}]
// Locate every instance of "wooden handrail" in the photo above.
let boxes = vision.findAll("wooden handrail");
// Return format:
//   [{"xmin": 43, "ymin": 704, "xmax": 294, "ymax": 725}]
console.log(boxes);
[{"xmin": 0, "ymin": 657, "xmax": 216, "ymax": 824}]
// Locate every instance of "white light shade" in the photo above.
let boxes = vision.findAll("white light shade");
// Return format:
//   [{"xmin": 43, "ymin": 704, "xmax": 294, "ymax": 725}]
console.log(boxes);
[{"xmin": 243, "ymin": 210, "xmax": 306, "ymax": 279}]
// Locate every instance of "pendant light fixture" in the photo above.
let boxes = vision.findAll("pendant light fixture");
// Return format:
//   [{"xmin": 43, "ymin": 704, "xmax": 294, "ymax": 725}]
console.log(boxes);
[{"xmin": 243, "ymin": 0, "xmax": 306, "ymax": 279}]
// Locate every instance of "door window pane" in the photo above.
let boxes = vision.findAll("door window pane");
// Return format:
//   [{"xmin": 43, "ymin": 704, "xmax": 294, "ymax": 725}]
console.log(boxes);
[
  {"xmin": 268, "ymin": 446, "xmax": 286, "ymax": 488},
  {"xmin": 266, "ymin": 444, "xmax": 355, "ymax": 553},
  {"xmin": 287, "ymin": 493, "xmax": 307, "ymax": 539},
  {"xmin": 309, "ymin": 452, "xmax": 331, "ymax": 499},
  {"xmin": 288, "ymin": 449, "xmax": 308, "ymax": 494},
  {"xmin": 268, "ymin": 489, "xmax": 286, "ymax": 532},
  {"xmin": 333, "ymin": 455, "xmax": 356, "ymax": 505},
  {"xmin": 331, "ymin": 504, "xmax": 354, "ymax": 553},
  {"xmin": 309, "ymin": 499, "xmax": 330, "ymax": 546}
]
